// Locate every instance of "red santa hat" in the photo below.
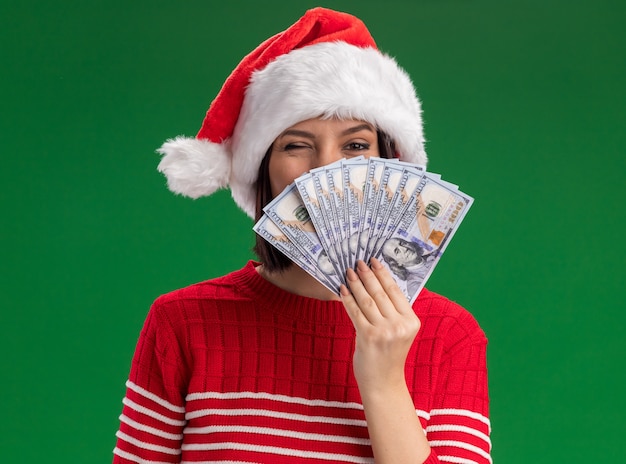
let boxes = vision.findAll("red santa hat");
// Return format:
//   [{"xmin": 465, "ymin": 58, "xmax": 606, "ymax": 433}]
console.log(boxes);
[{"xmin": 157, "ymin": 7, "xmax": 427, "ymax": 218}]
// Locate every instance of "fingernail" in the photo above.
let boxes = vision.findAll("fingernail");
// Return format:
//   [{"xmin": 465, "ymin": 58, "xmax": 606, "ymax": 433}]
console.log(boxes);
[
  {"xmin": 370, "ymin": 257, "xmax": 383, "ymax": 270},
  {"xmin": 339, "ymin": 284, "xmax": 351, "ymax": 296},
  {"xmin": 356, "ymin": 260, "xmax": 369, "ymax": 272},
  {"xmin": 346, "ymin": 268, "xmax": 359, "ymax": 281}
]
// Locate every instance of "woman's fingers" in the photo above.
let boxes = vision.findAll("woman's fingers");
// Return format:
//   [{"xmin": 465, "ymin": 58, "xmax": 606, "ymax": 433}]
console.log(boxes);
[
  {"xmin": 342, "ymin": 259, "xmax": 420, "ymax": 331},
  {"xmin": 343, "ymin": 266, "xmax": 385, "ymax": 324},
  {"xmin": 339, "ymin": 282, "xmax": 364, "ymax": 326},
  {"xmin": 368, "ymin": 258, "xmax": 414, "ymax": 315},
  {"xmin": 350, "ymin": 259, "xmax": 410, "ymax": 318}
]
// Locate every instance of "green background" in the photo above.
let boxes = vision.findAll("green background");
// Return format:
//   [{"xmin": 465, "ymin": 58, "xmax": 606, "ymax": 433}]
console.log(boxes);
[{"xmin": 2, "ymin": 0, "xmax": 624, "ymax": 462}]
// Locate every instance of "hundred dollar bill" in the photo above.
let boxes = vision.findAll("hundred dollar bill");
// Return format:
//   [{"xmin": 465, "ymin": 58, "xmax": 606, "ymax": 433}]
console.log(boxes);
[
  {"xmin": 263, "ymin": 183, "xmax": 344, "ymax": 285},
  {"xmin": 363, "ymin": 161, "xmax": 414, "ymax": 262},
  {"xmin": 293, "ymin": 173, "xmax": 345, "ymax": 281},
  {"xmin": 342, "ymin": 157, "xmax": 368, "ymax": 268},
  {"xmin": 357, "ymin": 158, "xmax": 386, "ymax": 262},
  {"xmin": 326, "ymin": 163, "xmax": 351, "ymax": 273},
  {"xmin": 370, "ymin": 166, "xmax": 426, "ymax": 257},
  {"xmin": 415, "ymin": 171, "xmax": 459, "ymax": 192},
  {"xmin": 374, "ymin": 173, "xmax": 473, "ymax": 303},
  {"xmin": 253, "ymin": 214, "xmax": 340, "ymax": 294},
  {"xmin": 310, "ymin": 167, "xmax": 347, "ymax": 277}
]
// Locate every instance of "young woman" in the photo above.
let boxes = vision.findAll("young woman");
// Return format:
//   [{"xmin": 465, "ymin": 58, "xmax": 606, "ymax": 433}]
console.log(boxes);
[{"xmin": 113, "ymin": 8, "xmax": 491, "ymax": 464}]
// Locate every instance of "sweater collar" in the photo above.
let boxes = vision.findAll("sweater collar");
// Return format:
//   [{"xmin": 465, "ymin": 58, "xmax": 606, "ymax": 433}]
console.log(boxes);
[{"xmin": 231, "ymin": 261, "xmax": 353, "ymax": 325}]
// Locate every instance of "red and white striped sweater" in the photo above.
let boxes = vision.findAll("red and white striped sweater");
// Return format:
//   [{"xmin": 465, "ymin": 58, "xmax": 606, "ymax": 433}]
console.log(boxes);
[{"xmin": 113, "ymin": 261, "xmax": 491, "ymax": 463}]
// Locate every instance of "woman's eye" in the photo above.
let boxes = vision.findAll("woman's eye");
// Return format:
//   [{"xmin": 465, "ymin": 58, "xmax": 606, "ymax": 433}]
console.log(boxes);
[
  {"xmin": 345, "ymin": 142, "xmax": 370, "ymax": 151},
  {"xmin": 284, "ymin": 143, "xmax": 309, "ymax": 151}
]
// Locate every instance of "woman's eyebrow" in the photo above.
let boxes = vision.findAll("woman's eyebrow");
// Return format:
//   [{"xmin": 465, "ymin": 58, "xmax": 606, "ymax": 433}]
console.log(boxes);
[
  {"xmin": 279, "ymin": 129, "xmax": 316, "ymax": 139},
  {"xmin": 341, "ymin": 124, "xmax": 375, "ymax": 136},
  {"xmin": 279, "ymin": 124, "xmax": 374, "ymax": 140}
]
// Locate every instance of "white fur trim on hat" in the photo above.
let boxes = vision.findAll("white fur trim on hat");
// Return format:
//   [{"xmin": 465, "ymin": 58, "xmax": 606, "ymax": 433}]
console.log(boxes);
[
  {"xmin": 229, "ymin": 41, "xmax": 427, "ymax": 217},
  {"xmin": 157, "ymin": 136, "xmax": 232, "ymax": 199}
]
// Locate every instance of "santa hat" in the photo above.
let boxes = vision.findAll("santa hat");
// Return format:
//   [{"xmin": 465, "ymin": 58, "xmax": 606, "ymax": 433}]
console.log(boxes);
[{"xmin": 157, "ymin": 7, "xmax": 426, "ymax": 218}]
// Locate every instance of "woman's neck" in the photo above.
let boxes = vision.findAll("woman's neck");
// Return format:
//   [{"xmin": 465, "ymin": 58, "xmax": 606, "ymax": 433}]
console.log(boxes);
[{"xmin": 256, "ymin": 263, "xmax": 341, "ymax": 301}]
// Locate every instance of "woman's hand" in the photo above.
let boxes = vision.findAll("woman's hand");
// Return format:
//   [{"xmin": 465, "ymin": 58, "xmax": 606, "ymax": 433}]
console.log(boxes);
[
  {"xmin": 340, "ymin": 258, "xmax": 421, "ymax": 393},
  {"xmin": 340, "ymin": 258, "xmax": 431, "ymax": 463}
]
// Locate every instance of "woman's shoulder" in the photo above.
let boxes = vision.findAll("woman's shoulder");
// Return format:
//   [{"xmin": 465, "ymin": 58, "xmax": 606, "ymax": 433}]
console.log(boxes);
[
  {"xmin": 151, "ymin": 261, "xmax": 258, "ymax": 310},
  {"xmin": 414, "ymin": 288, "xmax": 487, "ymax": 346},
  {"xmin": 131, "ymin": 263, "xmax": 263, "ymax": 350}
]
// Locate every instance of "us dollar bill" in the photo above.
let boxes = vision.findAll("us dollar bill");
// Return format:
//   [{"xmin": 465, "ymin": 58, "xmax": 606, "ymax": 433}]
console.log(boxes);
[
  {"xmin": 294, "ymin": 172, "xmax": 345, "ymax": 280},
  {"xmin": 263, "ymin": 184, "xmax": 344, "ymax": 285},
  {"xmin": 374, "ymin": 173, "xmax": 473, "ymax": 303},
  {"xmin": 364, "ymin": 161, "xmax": 413, "ymax": 262},
  {"xmin": 357, "ymin": 158, "xmax": 385, "ymax": 262},
  {"xmin": 253, "ymin": 215, "xmax": 341, "ymax": 293},
  {"xmin": 342, "ymin": 157, "xmax": 368, "ymax": 268},
  {"xmin": 326, "ymin": 163, "xmax": 350, "ymax": 274},
  {"xmin": 310, "ymin": 167, "xmax": 347, "ymax": 277}
]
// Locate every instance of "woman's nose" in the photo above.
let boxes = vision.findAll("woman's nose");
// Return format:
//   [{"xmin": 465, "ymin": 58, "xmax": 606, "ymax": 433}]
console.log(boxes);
[{"xmin": 314, "ymin": 146, "xmax": 343, "ymax": 168}]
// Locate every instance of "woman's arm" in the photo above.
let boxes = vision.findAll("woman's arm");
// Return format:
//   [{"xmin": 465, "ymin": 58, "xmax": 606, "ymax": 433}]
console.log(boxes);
[
  {"xmin": 113, "ymin": 303, "xmax": 187, "ymax": 464},
  {"xmin": 340, "ymin": 258, "xmax": 431, "ymax": 463},
  {"xmin": 340, "ymin": 258, "xmax": 491, "ymax": 464}
]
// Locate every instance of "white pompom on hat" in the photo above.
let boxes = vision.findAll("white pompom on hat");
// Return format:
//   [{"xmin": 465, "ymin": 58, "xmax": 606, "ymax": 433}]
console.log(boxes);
[{"xmin": 157, "ymin": 7, "xmax": 427, "ymax": 219}]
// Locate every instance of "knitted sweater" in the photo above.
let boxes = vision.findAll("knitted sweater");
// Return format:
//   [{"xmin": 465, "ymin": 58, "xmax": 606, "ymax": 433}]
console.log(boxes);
[{"xmin": 113, "ymin": 261, "xmax": 491, "ymax": 463}]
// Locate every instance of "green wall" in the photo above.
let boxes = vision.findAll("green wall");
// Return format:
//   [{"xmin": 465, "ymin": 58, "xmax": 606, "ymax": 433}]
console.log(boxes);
[{"xmin": 2, "ymin": 0, "xmax": 624, "ymax": 462}]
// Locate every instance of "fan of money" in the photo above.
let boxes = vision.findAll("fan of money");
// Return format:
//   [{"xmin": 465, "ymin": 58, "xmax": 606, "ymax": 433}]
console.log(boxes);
[{"xmin": 254, "ymin": 157, "xmax": 473, "ymax": 303}]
